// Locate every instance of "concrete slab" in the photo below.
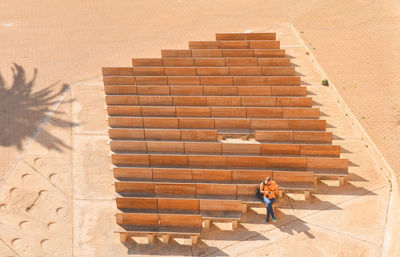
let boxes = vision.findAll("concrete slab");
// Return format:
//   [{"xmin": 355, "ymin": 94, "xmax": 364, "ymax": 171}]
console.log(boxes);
[
  {"xmin": 72, "ymin": 135, "xmax": 114, "ymax": 200},
  {"xmin": 73, "ymin": 199, "xmax": 126, "ymax": 257},
  {"xmin": 72, "ymin": 83, "xmax": 108, "ymax": 135}
]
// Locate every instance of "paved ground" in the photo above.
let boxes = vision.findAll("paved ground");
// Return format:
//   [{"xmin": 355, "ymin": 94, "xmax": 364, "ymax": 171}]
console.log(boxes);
[
  {"xmin": 1, "ymin": 0, "xmax": 400, "ymax": 187},
  {"xmin": 0, "ymin": 23, "xmax": 398, "ymax": 256}
]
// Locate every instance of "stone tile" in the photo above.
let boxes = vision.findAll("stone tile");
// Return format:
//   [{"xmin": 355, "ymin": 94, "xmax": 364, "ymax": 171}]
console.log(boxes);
[
  {"xmin": 72, "ymin": 135, "xmax": 114, "ymax": 199},
  {"xmin": 72, "ymin": 84, "xmax": 108, "ymax": 135},
  {"xmin": 73, "ymin": 199, "xmax": 126, "ymax": 257},
  {"xmin": 303, "ymin": 186, "xmax": 389, "ymax": 246}
]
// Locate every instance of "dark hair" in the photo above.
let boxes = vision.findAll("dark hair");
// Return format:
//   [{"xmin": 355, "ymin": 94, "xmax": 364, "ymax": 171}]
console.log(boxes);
[{"xmin": 265, "ymin": 177, "xmax": 271, "ymax": 182}]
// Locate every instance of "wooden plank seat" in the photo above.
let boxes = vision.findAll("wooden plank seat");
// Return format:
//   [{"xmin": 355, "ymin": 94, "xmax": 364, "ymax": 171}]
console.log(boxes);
[
  {"xmin": 116, "ymin": 213, "xmax": 158, "ymax": 243},
  {"xmin": 189, "ymin": 40, "xmax": 281, "ymax": 50},
  {"xmin": 115, "ymin": 196, "xmax": 242, "ymax": 229},
  {"xmin": 110, "ymin": 140, "xmax": 340, "ymax": 157},
  {"xmin": 116, "ymin": 197, "xmax": 157, "ymax": 213},
  {"xmin": 130, "ymin": 66, "xmax": 295, "ymax": 76},
  {"xmin": 116, "ymin": 213, "xmax": 201, "ymax": 244},
  {"xmin": 158, "ymin": 214, "xmax": 202, "ymax": 244},
  {"xmin": 161, "ymin": 49, "xmax": 285, "ymax": 58},
  {"xmin": 199, "ymin": 199, "xmax": 241, "ymax": 229},
  {"xmin": 101, "ymin": 66, "xmax": 297, "ymax": 76},
  {"xmin": 107, "ymin": 106, "xmax": 319, "ymax": 119},
  {"xmin": 109, "ymin": 128, "xmax": 218, "ymax": 141},
  {"xmin": 131, "ymin": 57, "xmax": 291, "ymax": 67},
  {"xmin": 111, "ymin": 153, "xmax": 347, "ymax": 173},
  {"xmin": 255, "ymin": 130, "xmax": 332, "ymax": 144},
  {"xmin": 273, "ymin": 171, "xmax": 314, "ymax": 200},
  {"xmin": 108, "ymin": 117, "xmax": 326, "ymax": 131},
  {"xmin": 130, "ymin": 75, "xmax": 300, "ymax": 86},
  {"xmin": 105, "ymin": 95, "xmax": 313, "ymax": 107},
  {"xmin": 104, "ymin": 85, "xmax": 307, "ymax": 96},
  {"xmin": 216, "ymin": 33, "xmax": 276, "ymax": 41}
]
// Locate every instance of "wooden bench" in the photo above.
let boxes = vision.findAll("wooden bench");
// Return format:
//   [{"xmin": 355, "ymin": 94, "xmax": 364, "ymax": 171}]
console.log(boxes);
[
  {"xmin": 196, "ymin": 183, "xmax": 237, "ymax": 200},
  {"xmin": 116, "ymin": 213, "xmax": 158, "ymax": 243},
  {"xmin": 108, "ymin": 117, "xmax": 325, "ymax": 131},
  {"xmin": 107, "ymin": 66, "xmax": 298, "ymax": 76},
  {"xmin": 273, "ymin": 171, "xmax": 315, "ymax": 200},
  {"xmin": 158, "ymin": 214, "xmax": 202, "ymax": 244},
  {"xmin": 236, "ymin": 184, "xmax": 276, "ymax": 213},
  {"xmin": 161, "ymin": 49, "xmax": 285, "ymax": 58},
  {"xmin": 107, "ymin": 106, "xmax": 319, "ymax": 119},
  {"xmin": 232, "ymin": 169, "xmax": 272, "ymax": 184},
  {"xmin": 216, "ymin": 33, "xmax": 276, "ymax": 41},
  {"xmin": 105, "ymin": 95, "xmax": 312, "ymax": 107},
  {"xmin": 111, "ymin": 153, "xmax": 347, "ymax": 172},
  {"xmin": 116, "ymin": 197, "xmax": 157, "ymax": 213},
  {"xmin": 155, "ymin": 182, "xmax": 196, "ymax": 198},
  {"xmin": 255, "ymin": 130, "xmax": 332, "ymax": 143},
  {"xmin": 131, "ymin": 57, "xmax": 290, "ymax": 67},
  {"xmin": 115, "ymin": 181, "xmax": 154, "ymax": 197},
  {"xmin": 158, "ymin": 198, "xmax": 199, "ymax": 215},
  {"xmin": 129, "ymin": 75, "xmax": 300, "ymax": 86},
  {"xmin": 126, "ymin": 66, "xmax": 295, "ymax": 76},
  {"xmin": 109, "ymin": 128, "xmax": 218, "ymax": 141},
  {"xmin": 116, "ymin": 213, "xmax": 202, "ymax": 245},
  {"xmin": 189, "ymin": 40, "xmax": 281, "ymax": 50},
  {"xmin": 199, "ymin": 199, "xmax": 242, "ymax": 229}
]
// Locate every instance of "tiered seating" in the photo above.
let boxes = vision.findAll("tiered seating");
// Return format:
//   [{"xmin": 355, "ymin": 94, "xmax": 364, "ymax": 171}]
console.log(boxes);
[{"xmin": 102, "ymin": 32, "xmax": 348, "ymax": 244}]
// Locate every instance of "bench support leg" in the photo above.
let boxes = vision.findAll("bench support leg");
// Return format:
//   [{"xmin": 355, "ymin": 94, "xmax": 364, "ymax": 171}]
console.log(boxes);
[
  {"xmin": 232, "ymin": 220, "xmax": 239, "ymax": 230},
  {"xmin": 339, "ymin": 176, "xmax": 345, "ymax": 186},
  {"xmin": 191, "ymin": 235, "xmax": 199, "ymax": 245},
  {"xmin": 314, "ymin": 177, "xmax": 318, "ymax": 186},
  {"xmin": 204, "ymin": 219, "xmax": 211, "ymax": 229},
  {"xmin": 273, "ymin": 204, "xmax": 277, "ymax": 213},
  {"xmin": 278, "ymin": 189, "xmax": 283, "ymax": 199},
  {"xmin": 304, "ymin": 190, "xmax": 311, "ymax": 200},
  {"xmin": 162, "ymin": 234, "xmax": 170, "ymax": 244},
  {"xmin": 241, "ymin": 203, "xmax": 247, "ymax": 214},
  {"xmin": 147, "ymin": 234, "xmax": 155, "ymax": 244},
  {"xmin": 120, "ymin": 233, "xmax": 128, "ymax": 243}
]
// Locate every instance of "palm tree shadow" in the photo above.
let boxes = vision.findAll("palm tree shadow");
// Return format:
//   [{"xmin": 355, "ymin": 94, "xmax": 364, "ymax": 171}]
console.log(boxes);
[{"xmin": 0, "ymin": 63, "xmax": 78, "ymax": 152}]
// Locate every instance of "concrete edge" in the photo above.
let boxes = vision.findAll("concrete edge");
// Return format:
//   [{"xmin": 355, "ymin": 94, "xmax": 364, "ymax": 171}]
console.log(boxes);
[{"xmin": 285, "ymin": 22, "xmax": 397, "ymax": 257}]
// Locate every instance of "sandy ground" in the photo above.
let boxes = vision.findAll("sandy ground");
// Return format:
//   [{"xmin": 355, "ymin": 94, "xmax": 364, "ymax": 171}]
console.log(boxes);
[{"xmin": 1, "ymin": 0, "xmax": 400, "ymax": 256}]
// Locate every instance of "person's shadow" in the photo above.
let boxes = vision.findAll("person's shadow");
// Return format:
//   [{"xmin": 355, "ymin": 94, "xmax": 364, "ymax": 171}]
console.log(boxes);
[
  {"xmin": 0, "ymin": 63, "xmax": 77, "ymax": 162},
  {"xmin": 274, "ymin": 213, "xmax": 315, "ymax": 239}
]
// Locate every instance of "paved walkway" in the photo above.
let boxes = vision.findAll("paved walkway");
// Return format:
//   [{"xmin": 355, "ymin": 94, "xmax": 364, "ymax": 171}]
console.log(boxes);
[{"xmin": 0, "ymin": 23, "xmax": 396, "ymax": 256}]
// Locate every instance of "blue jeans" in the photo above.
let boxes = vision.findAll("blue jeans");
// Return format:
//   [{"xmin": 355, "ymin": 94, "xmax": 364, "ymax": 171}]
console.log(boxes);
[{"xmin": 263, "ymin": 196, "xmax": 275, "ymax": 221}]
